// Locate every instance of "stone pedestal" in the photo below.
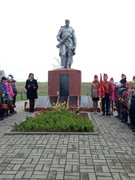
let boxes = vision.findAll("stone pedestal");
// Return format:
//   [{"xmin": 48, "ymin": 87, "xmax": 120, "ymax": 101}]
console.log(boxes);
[
  {"xmin": 48, "ymin": 68, "xmax": 81, "ymax": 96},
  {"xmin": 24, "ymin": 68, "xmax": 101, "ymax": 112}
]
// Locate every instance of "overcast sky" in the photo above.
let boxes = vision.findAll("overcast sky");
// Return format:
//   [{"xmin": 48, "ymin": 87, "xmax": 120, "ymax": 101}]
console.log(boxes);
[{"xmin": 0, "ymin": 0, "xmax": 135, "ymax": 82}]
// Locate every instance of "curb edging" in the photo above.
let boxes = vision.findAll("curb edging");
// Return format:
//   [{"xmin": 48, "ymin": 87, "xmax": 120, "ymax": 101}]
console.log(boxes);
[{"xmin": 4, "ymin": 131, "xmax": 98, "ymax": 135}]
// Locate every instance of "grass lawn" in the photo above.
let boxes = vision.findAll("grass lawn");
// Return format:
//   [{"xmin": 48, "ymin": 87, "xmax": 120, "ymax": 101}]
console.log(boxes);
[{"xmin": 16, "ymin": 82, "xmax": 91, "ymax": 101}]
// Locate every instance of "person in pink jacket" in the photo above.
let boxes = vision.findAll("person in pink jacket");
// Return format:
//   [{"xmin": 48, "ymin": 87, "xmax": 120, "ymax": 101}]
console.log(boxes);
[
  {"xmin": 5, "ymin": 79, "xmax": 15, "ymax": 100},
  {"xmin": 5, "ymin": 78, "xmax": 15, "ymax": 115},
  {"xmin": 110, "ymin": 77, "xmax": 115, "ymax": 115}
]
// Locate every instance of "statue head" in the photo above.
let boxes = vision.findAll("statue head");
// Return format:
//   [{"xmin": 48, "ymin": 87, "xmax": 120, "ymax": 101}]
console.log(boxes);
[{"xmin": 65, "ymin": 19, "xmax": 70, "ymax": 27}]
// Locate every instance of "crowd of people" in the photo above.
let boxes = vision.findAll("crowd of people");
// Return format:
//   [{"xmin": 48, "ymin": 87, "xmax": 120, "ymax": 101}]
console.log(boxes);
[
  {"xmin": 90, "ymin": 73, "xmax": 135, "ymax": 132},
  {"xmin": 0, "ymin": 73, "xmax": 39, "ymax": 120},
  {"xmin": 0, "ymin": 74, "xmax": 17, "ymax": 120}
]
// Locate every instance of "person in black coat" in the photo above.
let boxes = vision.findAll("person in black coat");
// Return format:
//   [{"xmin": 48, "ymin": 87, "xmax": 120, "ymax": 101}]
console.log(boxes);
[{"xmin": 25, "ymin": 73, "xmax": 38, "ymax": 112}]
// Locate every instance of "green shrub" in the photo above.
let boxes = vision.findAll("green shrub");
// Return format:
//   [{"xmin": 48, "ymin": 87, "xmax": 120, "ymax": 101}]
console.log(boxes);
[
  {"xmin": 12, "ymin": 108, "xmax": 94, "ymax": 132},
  {"xmin": 12, "ymin": 110, "xmax": 94, "ymax": 132}
]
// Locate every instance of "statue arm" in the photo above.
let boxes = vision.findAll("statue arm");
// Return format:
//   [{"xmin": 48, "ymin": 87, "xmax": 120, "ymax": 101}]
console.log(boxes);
[
  {"xmin": 56, "ymin": 27, "xmax": 63, "ymax": 42},
  {"xmin": 72, "ymin": 29, "xmax": 77, "ymax": 48}
]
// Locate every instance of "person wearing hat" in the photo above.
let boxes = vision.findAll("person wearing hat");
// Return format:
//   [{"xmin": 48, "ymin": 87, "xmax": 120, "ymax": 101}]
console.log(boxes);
[
  {"xmin": 109, "ymin": 77, "xmax": 115, "ymax": 115},
  {"xmin": 101, "ymin": 73, "xmax": 112, "ymax": 116},
  {"xmin": 0, "ymin": 79, "xmax": 4, "ymax": 120},
  {"xmin": 129, "ymin": 82, "xmax": 135, "ymax": 131},
  {"xmin": 120, "ymin": 74, "xmax": 127, "ymax": 88},
  {"xmin": 6, "ymin": 77, "xmax": 16, "ymax": 114},
  {"xmin": 25, "ymin": 73, "xmax": 38, "ymax": 113},
  {"xmin": 133, "ymin": 76, "xmax": 135, "ymax": 83},
  {"xmin": 8, "ymin": 75, "xmax": 17, "ymax": 111},
  {"xmin": 1, "ymin": 77, "xmax": 11, "ymax": 116},
  {"xmin": 90, "ymin": 75, "xmax": 99, "ymax": 114},
  {"xmin": 118, "ymin": 74, "xmax": 127, "ymax": 120}
]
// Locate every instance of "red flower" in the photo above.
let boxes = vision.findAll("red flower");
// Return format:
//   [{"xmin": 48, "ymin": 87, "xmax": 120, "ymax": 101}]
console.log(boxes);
[
  {"xmin": 79, "ymin": 107, "xmax": 82, "ymax": 111},
  {"xmin": 40, "ymin": 110, "xmax": 45, "ymax": 113},
  {"xmin": 78, "ymin": 115, "xmax": 83, "ymax": 118},
  {"xmin": 1, "ymin": 104, "xmax": 8, "ymax": 110},
  {"xmin": 70, "ymin": 107, "xmax": 74, "ymax": 112},
  {"xmin": 31, "ymin": 114, "xmax": 36, "ymax": 118},
  {"xmin": 123, "ymin": 109, "xmax": 127, "ymax": 113},
  {"xmin": 113, "ymin": 107, "xmax": 117, "ymax": 111},
  {"xmin": 121, "ymin": 99, "xmax": 126, "ymax": 104},
  {"xmin": 11, "ymin": 104, "xmax": 16, "ymax": 108},
  {"xmin": 123, "ymin": 91, "xmax": 128, "ymax": 96},
  {"xmin": 116, "ymin": 94, "xmax": 120, "ymax": 99}
]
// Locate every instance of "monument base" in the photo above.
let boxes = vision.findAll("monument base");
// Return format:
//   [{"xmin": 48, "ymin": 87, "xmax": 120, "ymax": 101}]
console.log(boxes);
[
  {"xmin": 24, "ymin": 68, "xmax": 101, "ymax": 112},
  {"xmin": 24, "ymin": 96, "xmax": 101, "ymax": 112},
  {"xmin": 48, "ymin": 68, "xmax": 81, "ymax": 96}
]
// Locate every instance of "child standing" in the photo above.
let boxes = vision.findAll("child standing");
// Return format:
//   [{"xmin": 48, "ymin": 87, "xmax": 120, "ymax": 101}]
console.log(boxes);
[{"xmin": 90, "ymin": 75, "xmax": 99, "ymax": 114}]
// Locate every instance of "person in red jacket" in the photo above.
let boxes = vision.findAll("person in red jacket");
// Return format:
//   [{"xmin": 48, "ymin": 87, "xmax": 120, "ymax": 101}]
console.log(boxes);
[
  {"xmin": 133, "ymin": 76, "xmax": 135, "ymax": 83},
  {"xmin": 101, "ymin": 73, "xmax": 112, "ymax": 116}
]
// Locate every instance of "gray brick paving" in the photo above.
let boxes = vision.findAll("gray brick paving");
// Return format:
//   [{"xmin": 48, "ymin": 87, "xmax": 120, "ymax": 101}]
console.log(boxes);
[{"xmin": 0, "ymin": 101, "xmax": 135, "ymax": 179}]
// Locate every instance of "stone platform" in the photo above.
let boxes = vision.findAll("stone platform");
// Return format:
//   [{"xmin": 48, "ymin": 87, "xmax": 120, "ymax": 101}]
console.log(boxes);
[
  {"xmin": 24, "ymin": 96, "xmax": 101, "ymax": 112},
  {"xmin": 1, "ymin": 101, "xmax": 135, "ymax": 180}
]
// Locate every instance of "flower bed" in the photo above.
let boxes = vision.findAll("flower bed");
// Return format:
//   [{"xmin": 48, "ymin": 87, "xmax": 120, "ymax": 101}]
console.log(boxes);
[{"xmin": 12, "ymin": 102, "xmax": 94, "ymax": 132}]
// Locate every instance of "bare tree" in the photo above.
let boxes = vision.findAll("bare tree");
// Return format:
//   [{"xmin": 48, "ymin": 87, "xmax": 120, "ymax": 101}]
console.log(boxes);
[
  {"xmin": 51, "ymin": 57, "xmax": 61, "ymax": 69},
  {"xmin": 0, "ymin": 70, "xmax": 5, "ymax": 77}
]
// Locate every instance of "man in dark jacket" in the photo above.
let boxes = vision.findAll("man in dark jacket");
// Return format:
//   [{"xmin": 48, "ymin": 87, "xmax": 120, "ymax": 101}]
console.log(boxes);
[
  {"xmin": 129, "ymin": 89, "xmax": 135, "ymax": 131},
  {"xmin": 119, "ymin": 74, "xmax": 127, "ymax": 120},
  {"xmin": 25, "ymin": 73, "xmax": 38, "ymax": 112}
]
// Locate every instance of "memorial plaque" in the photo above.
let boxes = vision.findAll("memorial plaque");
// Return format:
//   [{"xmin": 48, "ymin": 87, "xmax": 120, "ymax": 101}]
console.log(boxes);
[
  {"xmin": 69, "ymin": 96, "xmax": 78, "ymax": 107},
  {"xmin": 60, "ymin": 74, "xmax": 69, "ymax": 96},
  {"xmin": 59, "ymin": 96, "xmax": 68, "ymax": 103},
  {"xmin": 47, "ymin": 96, "xmax": 58, "ymax": 108},
  {"xmin": 35, "ymin": 96, "xmax": 48, "ymax": 108},
  {"xmin": 80, "ymin": 96, "xmax": 89, "ymax": 108}
]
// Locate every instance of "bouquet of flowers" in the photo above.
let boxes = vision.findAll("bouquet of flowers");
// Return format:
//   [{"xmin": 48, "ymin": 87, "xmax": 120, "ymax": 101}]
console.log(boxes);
[
  {"xmin": 1, "ymin": 104, "xmax": 8, "ymax": 110},
  {"xmin": 113, "ymin": 106, "xmax": 117, "ymax": 111},
  {"xmin": 11, "ymin": 104, "xmax": 16, "ymax": 108}
]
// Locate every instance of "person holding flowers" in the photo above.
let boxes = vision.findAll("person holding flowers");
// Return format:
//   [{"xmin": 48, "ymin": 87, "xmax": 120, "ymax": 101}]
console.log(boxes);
[
  {"xmin": 1, "ymin": 77, "xmax": 11, "ymax": 116},
  {"xmin": 0, "ymin": 79, "xmax": 4, "ymax": 120},
  {"xmin": 6, "ymin": 77, "xmax": 15, "ymax": 114}
]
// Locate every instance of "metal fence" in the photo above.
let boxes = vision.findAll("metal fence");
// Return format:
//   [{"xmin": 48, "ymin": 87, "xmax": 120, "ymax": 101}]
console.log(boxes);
[{"xmin": 17, "ymin": 91, "xmax": 27, "ymax": 100}]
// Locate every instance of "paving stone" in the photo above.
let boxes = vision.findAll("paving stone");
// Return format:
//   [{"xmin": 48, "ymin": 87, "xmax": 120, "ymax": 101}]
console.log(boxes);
[
  {"xmin": 88, "ymin": 172, "xmax": 97, "ymax": 180},
  {"xmin": 23, "ymin": 170, "xmax": 33, "ymax": 179},
  {"xmin": 14, "ymin": 171, "xmax": 25, "ymax": 179},
  {"xmin": 112, "ymin": 173, "xmax": 122, "ymax": 180},
  {"xmin": 56, "ymin": 172, "xmax": 64, "ymax": 179},
  {"xmin": 0, "ymin": 102, "xmax": 135, "ymax": 179},
  {"xmin": 97, "ymin": 177, "xmax": 113, "ymax": 180},
  {"xmin": 35, "ymin": 164, "xmax": 43, "ymax": 171}
]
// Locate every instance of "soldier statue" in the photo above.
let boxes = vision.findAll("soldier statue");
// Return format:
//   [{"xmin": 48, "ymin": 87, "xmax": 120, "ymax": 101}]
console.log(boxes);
[{"xmin": 56, "ymin": 19, "xmax": 77, "ymax": 68}]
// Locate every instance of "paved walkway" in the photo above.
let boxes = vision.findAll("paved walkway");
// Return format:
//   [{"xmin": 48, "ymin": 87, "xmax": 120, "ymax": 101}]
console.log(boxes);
[{"xmin": 0, "ymin": 101, "xmax": 135, "ymax": 180}]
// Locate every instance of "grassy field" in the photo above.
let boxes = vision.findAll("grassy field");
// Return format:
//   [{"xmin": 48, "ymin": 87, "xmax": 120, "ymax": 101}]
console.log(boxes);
[{"xmin": 16, "ymin": 82, "xmax": 91, "ymax": 101}]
